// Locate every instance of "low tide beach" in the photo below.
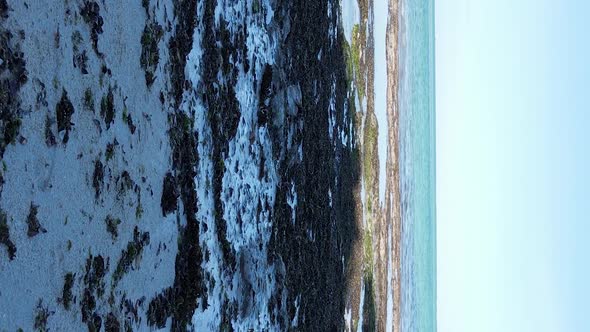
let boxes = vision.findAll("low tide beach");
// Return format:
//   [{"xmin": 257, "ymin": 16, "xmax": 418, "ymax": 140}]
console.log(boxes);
[{"xmin": 0, "ymin": 0, "xmax": 436, "ymax": 330}]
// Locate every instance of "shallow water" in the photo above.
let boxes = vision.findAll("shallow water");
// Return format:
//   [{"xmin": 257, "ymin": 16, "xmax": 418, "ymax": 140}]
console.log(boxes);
[{"xmin": 398, "ymin": 0, "xmax": 437, "ymax": 330}]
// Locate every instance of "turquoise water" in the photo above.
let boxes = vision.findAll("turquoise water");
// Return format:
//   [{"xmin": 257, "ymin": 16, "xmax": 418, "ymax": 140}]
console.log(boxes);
[{"xmin": 398, "ymin": 0, "xmax": 436, "ymax": 330}]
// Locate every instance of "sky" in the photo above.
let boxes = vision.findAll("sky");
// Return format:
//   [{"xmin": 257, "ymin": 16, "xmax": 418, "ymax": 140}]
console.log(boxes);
[{"xmin": 436, "ymin": 0, "xmax": 590, "ymax": 331}]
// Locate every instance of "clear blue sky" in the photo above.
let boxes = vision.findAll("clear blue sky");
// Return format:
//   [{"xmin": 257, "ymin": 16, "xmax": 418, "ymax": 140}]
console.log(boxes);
[{"xmin": 436, "ymin": 0, "xmax": 590, "ymax": 331}]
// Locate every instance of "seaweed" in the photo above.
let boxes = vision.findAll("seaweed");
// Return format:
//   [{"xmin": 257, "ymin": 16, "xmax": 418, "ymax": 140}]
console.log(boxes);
[
  {"xmin": 44, "ymin": 115, "xmax": 56, "ymax": 147},
  {"xmin": 55, "ymin": 89, "xmax": 75, "ymax": 144},
  {"xmin": 167, "ymin": 0, "xmax": 198, "ymax": 107},
  {"xmin": 81, "ymin": 254, "xmax": 107, "ymax": 323},
  {"xmin": 100, "ymin": 88, "xmax": 115, "ymax": 130},
  {"xmin": 104, "ymin": 312, "xmax": 121, "ymax": 332},
  {"xmin": 92, "ymin": 159, "xmax": 104, "ymax": 199},
  {"xmin": 26, "ymin": 203, "xmax": 46, "ymax": 237},
  {"xmin": 0, "ymin": 210, "xmax": 16, "ymax": 260},
  {"xmin": 265, "ymin": 0, "xmax": 361, "ymax": 329},
  {"xmin": 257, "ymin": 64, "xmax": 273, "ymax": 126},
  {"xmin": 142, "ymin": 0, "xmax": 150, "ymax": 15},
  {"xmin": 0, "ymin": 0, "xmax": 7, "ymax": 19},
  {"xmin": 112, "ymin": 226, "xmax": 150, "ymax": 287},
  {"xmin": 71, "ymin": 31, "xmax": 88, "ymax": 74},
  {"xmin": 73, "ymin": 50, "xmax": 89, "ymax": 74},
  {"xmin": 3, "ymin": 116, "xmax": 21, "ymax": 146},
  {"xmin": 33, "ymin": 299, "xmax": 52, "ymax": 332},
  {"xmin": 105, "ymin": 139, "xmax": 117, "ymax": 161},
  {"xmin": 0, "ymin": 50, "xmax": 26, "ymax": 154},
  {"xmin": 31, "ymin": 79, "xmax": 48, "ymax": 111},
  {"xmin": 80, "ymin": 1, "xmax": 104, "ymax": 55},
  {"xmin": 81, "ymin": 288, "xmax": 96, "ymax": 322},
  {"xmin": 160, "ymin": 172, "xmax": 178, "ymax": 216},
  {"xmin": 146, "ymin": 288, "xmax": 173, "ymax": 328},
  {"xmin": 135, "ymin": 201, "xmax": 144, "ymax": 220},
  {"xmin": 105, "ymin": 215, "xmax": 121, "ymax": 240},
  {"xmin": 54, "ymin": 28, "xmax": 60, "ymax": 48},
  {"xmin": 122, "ymin": 106, "xmax": 136, "ymax": 134},
  {"xmin": 87, "ymin": 312, "xmax": 102, "ymax": 332},
  {"xmin": 140, "ymin": 21, "xmax": 163, "ymax": 87},
  {"xmin": 61, "ymin": 272, "xmax": 75, "ymax": 310},
  {"xmin": 84, "ymin": 88, "xmax": 95, "ymax": 112},
  {"xmin": 118, "ymin": 170, "xmax": 134, "ymax": 195}
]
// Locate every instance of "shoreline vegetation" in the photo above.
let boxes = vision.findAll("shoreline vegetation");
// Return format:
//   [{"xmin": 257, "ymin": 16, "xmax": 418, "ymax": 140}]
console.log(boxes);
[{"xmin": 0, "ymin": 0, "xmax": 400, "ymax": 330}]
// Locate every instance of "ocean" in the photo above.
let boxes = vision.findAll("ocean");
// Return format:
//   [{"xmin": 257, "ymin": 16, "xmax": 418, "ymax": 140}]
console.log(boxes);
[{"xmin": 398, "ymin": 0, "xmax": 437, "ymax": 330}]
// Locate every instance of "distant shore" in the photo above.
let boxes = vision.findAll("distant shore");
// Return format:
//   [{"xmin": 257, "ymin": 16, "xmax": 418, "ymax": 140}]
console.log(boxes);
[
  {"xmin": 341, "ymin": 0, "xmax": 402, "ymax": 329},
  {"xmin": 375, "ymin": 0, "xmax": 402, "ymax": 328}
]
